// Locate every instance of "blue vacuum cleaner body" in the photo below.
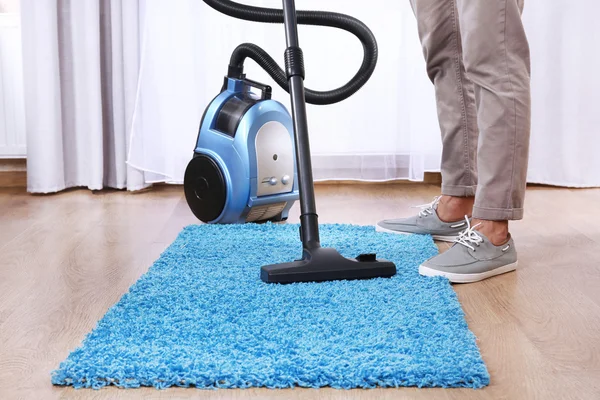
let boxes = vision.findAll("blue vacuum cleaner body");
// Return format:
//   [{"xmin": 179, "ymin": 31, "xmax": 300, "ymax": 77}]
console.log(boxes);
[{"xmin": 184, "ymin": 77, "xmax": 299, "ymax": 224}]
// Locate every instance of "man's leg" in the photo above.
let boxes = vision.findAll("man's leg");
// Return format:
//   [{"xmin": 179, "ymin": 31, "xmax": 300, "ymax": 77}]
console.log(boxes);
[
  {"xmin": 376, "ymin": 0, "xmax": 479, "ymax": 241},
  {"xmin": 456, "ymin": 0, "xmax": 531, "ymax": 244},
  {"xmin": 418, "ymin": 0, "xmax": 530, "ymax": 283},
  {"xmin": 410, "ymin": 0, "xmax": 479, "ymax": 221}
]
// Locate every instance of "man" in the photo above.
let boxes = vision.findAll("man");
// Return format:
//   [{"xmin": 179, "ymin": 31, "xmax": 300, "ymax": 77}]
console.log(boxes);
[{"xmin": 377, "ymin": 0, "xmax": 531, "ymax": 283}]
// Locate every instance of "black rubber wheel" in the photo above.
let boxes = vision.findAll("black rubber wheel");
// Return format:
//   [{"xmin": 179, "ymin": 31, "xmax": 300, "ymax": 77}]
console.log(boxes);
[{"xmin": 184, "ymin": 154, "xmax": 227, "ymax": 222}]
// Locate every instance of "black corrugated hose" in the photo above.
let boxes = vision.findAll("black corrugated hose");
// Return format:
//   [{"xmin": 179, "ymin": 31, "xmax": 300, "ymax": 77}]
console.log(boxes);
[{"xmin": 202, "ymin": 0, "xmax": 378, "ymax": 105}]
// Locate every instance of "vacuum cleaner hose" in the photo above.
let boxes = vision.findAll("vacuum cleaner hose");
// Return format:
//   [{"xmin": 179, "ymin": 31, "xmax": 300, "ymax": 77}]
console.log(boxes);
[{"xmin": 203, "ymin": 0, "xmax": 378, "ymax": 105}]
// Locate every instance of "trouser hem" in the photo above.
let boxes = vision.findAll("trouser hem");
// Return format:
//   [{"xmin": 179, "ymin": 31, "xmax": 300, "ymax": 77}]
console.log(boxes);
[
  {"xmin": 472, "ymin": 206, "xmax": 524, "ymax": 221},
  {"xmin": 441, "ymin": 184, "xmax": 477, "ymax": 197}
]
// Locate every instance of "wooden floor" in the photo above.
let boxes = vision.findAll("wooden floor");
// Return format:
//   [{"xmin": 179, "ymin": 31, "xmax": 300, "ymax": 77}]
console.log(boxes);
[{"xmin": 1, "ymin": 183, "xmax": 599, "ymax": 400}]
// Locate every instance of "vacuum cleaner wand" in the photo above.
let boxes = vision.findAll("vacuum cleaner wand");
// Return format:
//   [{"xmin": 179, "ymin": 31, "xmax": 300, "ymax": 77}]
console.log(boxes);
[{"xmin": 259, "ymin": 0, "xmax": 396, "ymax": 283}]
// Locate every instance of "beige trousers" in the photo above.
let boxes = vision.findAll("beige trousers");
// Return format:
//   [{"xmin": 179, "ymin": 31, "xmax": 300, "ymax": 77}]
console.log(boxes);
[{"xmin": 410, "ymin": 0, "xmax": 531, "ymax": 220}]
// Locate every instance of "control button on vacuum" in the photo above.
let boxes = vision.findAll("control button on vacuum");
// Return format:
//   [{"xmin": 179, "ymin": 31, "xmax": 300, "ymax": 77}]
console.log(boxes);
[
  {"xmin": 269, "ymin": 177, "xmax": 278, "ymax": 185},
  {"xmin": 281, "ymin": 175, "xmax": 290, "ymax": 185}
]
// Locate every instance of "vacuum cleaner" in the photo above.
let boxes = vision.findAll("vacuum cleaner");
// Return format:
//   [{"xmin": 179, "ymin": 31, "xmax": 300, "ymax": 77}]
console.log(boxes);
[
  {"xmin": 184, "ymin": 0, "xmax": 397, "ymax": 283},
  {"xmin": 184, "ymin": 76, "xmax": 298, "ymax": 224}
]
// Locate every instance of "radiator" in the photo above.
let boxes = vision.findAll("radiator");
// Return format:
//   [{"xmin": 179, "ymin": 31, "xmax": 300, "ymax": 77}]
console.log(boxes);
[{"xmin": 0, "ymin": 13, "xmax": 26, "ymax": 158}]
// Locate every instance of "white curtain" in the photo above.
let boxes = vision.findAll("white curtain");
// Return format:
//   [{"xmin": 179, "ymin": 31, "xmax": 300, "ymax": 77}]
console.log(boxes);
[
  {"xmin": 21, "ymin": 0, "xmax": 600, "ymax": 192},
  {"xmin": 20, "ymin": 0, "xmax": 151, "ymax": 193}
]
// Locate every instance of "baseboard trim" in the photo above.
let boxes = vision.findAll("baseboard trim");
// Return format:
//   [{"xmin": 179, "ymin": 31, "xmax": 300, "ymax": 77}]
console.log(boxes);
[
  {"xmin": 314, "ymin": 173, "xmax": 442, "ymax": 185},
  {"xmin": 0, "ymin": 171, "xmax": 26, "ymax": 187},
  {"xmin": 0, "ymin": 159, "xmax": 27, "ymax": 188}
]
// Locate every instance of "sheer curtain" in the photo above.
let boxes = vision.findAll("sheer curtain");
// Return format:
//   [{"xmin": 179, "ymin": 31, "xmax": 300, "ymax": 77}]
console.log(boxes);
[{"xmin": 127, "ymin": 0, "xmax": 441, "ymax": 184}]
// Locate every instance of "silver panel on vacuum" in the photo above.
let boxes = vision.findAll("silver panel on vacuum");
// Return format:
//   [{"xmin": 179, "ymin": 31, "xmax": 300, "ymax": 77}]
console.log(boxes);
[{"xmin": 255, "ymin": 121, "xmax": 295, "ymax": 197}]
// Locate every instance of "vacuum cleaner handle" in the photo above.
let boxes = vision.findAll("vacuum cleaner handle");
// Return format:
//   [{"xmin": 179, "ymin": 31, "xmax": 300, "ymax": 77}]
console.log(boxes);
[{"xmin": 241, "ymin": 78, "xmax": 272, "ymax": 100}]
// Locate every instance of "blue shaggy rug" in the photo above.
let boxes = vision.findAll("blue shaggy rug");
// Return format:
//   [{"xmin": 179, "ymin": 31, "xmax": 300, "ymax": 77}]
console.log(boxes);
[{"xmin": 52, "ymin": 223, "xmax": 489, "ymax": 390}]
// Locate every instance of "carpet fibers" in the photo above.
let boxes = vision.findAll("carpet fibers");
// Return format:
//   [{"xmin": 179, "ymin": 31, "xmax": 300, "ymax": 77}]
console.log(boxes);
[{"xmin": 52, "ymin": 223, "xmax": 489, "ymax": 390}]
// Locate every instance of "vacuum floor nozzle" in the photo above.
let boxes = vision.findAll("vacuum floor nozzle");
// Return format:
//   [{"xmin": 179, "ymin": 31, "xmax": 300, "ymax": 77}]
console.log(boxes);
[{"xmin": 260, "ymin": 247, "xmax": 396, "ymax": 284}]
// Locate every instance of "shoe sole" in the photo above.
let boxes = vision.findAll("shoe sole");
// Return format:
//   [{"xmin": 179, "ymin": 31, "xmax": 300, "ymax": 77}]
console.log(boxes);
[
  {"xmin": 375, "ymin": 223, "xmax": 458, "ymax": 243},
  {"xmin": 419, "ymin": 261, "xmax": 518, "ymax": 283}
]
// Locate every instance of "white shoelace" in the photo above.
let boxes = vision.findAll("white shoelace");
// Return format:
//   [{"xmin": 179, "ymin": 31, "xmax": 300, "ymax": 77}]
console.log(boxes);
[
  {"xmin": 455, "ymin": 216, "xmax": 483, "ymax": 251},
  {"xmin": 412, "ymin": 196, "xmax": 442, "ymax": 217}
]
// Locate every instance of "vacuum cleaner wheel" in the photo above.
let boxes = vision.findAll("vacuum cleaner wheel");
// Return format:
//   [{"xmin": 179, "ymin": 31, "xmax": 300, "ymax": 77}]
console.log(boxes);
[{"xmin": 184, "ymin": 154, "xmax": 227, "ymax": 223}]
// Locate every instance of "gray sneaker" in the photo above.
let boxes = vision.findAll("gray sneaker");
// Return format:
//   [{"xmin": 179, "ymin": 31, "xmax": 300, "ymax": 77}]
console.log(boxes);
[
  {"xmin": 419, "ymin": 218, "xmax": 518, "ymax": 283},
  {"xmin": 376, "ymin": 197, "xmax": 470, "ymax": 242}
]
